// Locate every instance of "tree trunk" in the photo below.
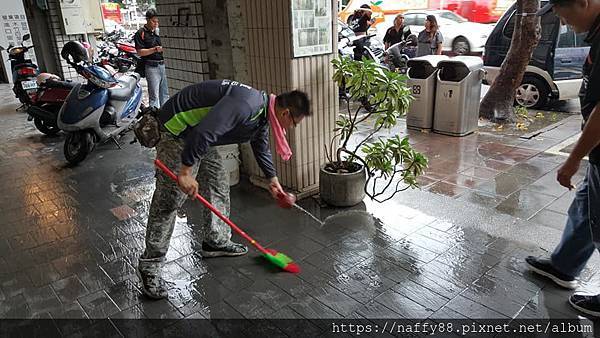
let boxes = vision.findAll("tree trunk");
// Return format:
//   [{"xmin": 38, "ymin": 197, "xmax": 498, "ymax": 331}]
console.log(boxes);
[{"xmin": 479, "ymin": 0, "xmax": 541, "ymax": 122}]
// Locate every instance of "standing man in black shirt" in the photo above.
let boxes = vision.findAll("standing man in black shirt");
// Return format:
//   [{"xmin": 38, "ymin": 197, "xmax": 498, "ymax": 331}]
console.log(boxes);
[
  {"xmin": 525, "ymin": 0, "xmax": 600, "ymax": 317},
  {"xmin": 134, "ymin": 9, "xmax": 169, "ymax": 108}
]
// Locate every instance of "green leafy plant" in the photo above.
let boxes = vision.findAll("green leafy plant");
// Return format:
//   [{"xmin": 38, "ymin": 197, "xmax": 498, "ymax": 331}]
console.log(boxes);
[{"xmin": 328, "ymin": 57, "xmax": 428, "ymax": 203}]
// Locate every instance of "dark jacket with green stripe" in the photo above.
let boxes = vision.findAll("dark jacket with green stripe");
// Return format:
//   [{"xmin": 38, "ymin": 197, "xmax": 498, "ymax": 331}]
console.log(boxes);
[{"xmin": 158, "ymin": 79, "xmax": 276, "ymax": 178}]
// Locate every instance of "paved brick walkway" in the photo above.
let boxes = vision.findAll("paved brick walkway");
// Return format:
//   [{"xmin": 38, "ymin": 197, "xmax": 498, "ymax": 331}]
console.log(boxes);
[{"xmin": 0, "ymin": 84, "xmax": 597, "ymax": 335}]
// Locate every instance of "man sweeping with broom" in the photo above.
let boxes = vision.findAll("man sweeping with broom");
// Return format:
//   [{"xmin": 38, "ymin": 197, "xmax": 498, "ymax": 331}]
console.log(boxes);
[{"xmin": 134, "ymin": 79, "xmax": 311, "ymax": 299}]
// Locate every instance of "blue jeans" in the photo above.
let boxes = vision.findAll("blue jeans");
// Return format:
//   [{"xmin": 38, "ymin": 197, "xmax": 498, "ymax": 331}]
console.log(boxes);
[
  {"xmin": 145, "ymin": 63, "xmax": 169, "ymax": 109},
  {"xmin": 551, "ymin": 163, "xmax": 600, "ymax": 278}
]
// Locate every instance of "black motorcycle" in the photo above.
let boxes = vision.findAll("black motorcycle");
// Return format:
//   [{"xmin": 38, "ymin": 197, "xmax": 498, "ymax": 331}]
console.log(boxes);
[
  {"xmin": 96, "ymin": 30, "xmax": 139, "ymax": 74},
  {"xmin": 338, "ymin": 32, "xmax": 387, "ymax": 111},
  {"xmin": 0, "ymin": 34, "xmax": 39, "ymax": 106},
  {"xmin": 384, "ymin": 34, "xmax": 418, "ymax": 74},
  {"xmin": 340, "ymin": 34, "xmax": 386, "ymax": 65}
]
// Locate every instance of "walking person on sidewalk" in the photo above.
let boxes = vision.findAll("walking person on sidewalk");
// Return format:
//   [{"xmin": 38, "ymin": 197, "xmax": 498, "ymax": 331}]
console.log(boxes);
[
  {"xmin": 525, "ymin": 0, "xmax": 600, "ymax": 317},
  {"xmin": 134, "ymin": 9, "xmax": 169, "ymax": 108},
  {"xmin": 136, "ymin": 79, "xmax": 311, "ymax": 299}
]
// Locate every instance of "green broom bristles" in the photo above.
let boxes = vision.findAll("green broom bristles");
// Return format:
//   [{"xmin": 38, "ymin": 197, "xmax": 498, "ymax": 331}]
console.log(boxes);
[{"xmin": 263, "ymin": 250, "xmax": 300, "ymax": 273}]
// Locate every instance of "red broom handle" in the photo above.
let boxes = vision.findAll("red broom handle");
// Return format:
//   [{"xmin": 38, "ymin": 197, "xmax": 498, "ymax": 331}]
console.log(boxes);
[{"xmin": 154, "ymin": 159, "xmax": 269, "ymax": 255}]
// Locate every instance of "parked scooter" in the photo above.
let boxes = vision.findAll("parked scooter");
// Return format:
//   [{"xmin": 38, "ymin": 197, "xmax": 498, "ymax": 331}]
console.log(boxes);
[
  {"xmin": 384, "ymin": 34, "xmax": 418, "ymax": 74},
  {"xmin": 0, "ymin": 34, "xmax": 39, "ymax": 106},
  {"xmin": 338, "ymin": 31, "xmax": 387, "ymax": 110},
  {"xmin": 57, "ymin": 41, "xmax": 143, "ymax": 164},
  {"xmin": 97, "ymin": 30, "xmax": 139, "ymax": 74},
  {"xmin": 26, "ymin": 42, "xmax": 122, "ymax": 136},
  {"xmin": 339, "ymin": 34, "xmax": 386, "ymax": 65},
  {"xmin": 26, "ymin": 73, "xmax": 76, "ymax": 135}
]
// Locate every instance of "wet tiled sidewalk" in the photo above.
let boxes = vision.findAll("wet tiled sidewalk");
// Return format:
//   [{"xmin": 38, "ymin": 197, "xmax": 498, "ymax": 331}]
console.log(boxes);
[
  {"xmin": 367, "ymin": 112, "xmax": 585, "ymax": 226},
  {"xmin": 0, "ymin": 84, "xmax": 598, "ymax": 335}
]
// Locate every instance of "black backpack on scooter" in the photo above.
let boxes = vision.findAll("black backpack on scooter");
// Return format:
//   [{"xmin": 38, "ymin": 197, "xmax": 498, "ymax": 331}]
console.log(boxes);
[{"xmin": 133, "ymin": 106, "xmax": 160, "ymax": 148}]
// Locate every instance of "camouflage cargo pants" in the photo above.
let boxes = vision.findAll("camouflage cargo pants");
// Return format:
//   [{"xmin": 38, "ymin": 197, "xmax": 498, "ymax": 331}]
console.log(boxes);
[{"xmin": 139, "ymin": 132, "xmax": 231, "ymax": 273}]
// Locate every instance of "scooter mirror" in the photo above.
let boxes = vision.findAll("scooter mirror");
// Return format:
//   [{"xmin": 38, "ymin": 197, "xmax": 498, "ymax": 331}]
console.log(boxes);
[{"xmin": 22, "ymin": 34, "xmax": 30, "ymax": 42}]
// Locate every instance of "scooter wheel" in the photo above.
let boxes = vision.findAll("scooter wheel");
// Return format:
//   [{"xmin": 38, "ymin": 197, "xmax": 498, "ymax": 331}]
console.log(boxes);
[
  {"xmin": 33, "ymin": 118, "xmax": 60, "ymax": 136},
  {"xmin": 64, "ymin": 131, "xmax": 94, "ymax": 165}
]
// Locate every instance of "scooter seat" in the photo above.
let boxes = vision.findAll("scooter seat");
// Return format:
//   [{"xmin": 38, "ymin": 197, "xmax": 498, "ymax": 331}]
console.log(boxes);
[
  {"xmin": 108, "ymin": 74, "xmax": 139, "ymax": 101},
  {"xmin": 44, "ymin": 79, "xmax": 77, "ymax": 89}
]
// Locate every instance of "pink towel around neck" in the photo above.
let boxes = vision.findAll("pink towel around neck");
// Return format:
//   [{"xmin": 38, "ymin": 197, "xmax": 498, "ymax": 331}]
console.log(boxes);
[{"xmin": 268, "ymin": 94, "xmax": 292, "ymax": 161}]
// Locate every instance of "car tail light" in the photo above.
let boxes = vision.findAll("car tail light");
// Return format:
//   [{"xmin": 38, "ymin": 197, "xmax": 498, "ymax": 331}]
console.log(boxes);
[{"xmin": 18, "ymin": 67, "xmax": 36, "ymax": 76}]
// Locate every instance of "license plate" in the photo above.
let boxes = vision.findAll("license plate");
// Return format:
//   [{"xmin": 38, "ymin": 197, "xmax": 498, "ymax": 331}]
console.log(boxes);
[{"xmin": 21, "ymin": 80, "xmax": 37, "ymax": 90}]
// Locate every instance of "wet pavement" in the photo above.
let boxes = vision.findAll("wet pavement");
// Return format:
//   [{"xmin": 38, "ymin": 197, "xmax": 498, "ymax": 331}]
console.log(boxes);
[{"xmin": 0, "ymin": 83, "xmax": 599, "ymax": 334}]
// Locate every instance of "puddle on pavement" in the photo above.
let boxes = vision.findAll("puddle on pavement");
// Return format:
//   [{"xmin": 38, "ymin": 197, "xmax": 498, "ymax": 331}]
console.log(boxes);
[
  {"xmin": 167, "ymin": 279, "xmax": 209, "ymax": 311},
  {"xmin": 321, "ymin": 210, "xmax": 378, "ymax": 230}
]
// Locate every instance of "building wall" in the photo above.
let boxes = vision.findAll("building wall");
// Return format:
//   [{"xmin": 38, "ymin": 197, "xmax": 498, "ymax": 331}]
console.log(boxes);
[
  {"xmin": 240, "ymin": 0, "xmax": 338, "ymax": 195},
  {"xmin": 23, "ymin": 0, "xmax": 57, "ymax": 78},
  {"xmin": 226, "ymin": 0, "xmax": 249, "ymax": 84},
  {"xmin": 200, "ymin": 0, "xmax": 234, "ymax": 80},
  {"xmin": 155, "ymin": 0, "xmax": 210, "ymax": 93}
]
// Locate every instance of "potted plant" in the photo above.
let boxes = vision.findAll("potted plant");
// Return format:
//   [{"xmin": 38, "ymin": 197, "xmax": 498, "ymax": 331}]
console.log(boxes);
[{"xmin": 320, "ymin": 57, "xmax": 428, "ymax": 206}]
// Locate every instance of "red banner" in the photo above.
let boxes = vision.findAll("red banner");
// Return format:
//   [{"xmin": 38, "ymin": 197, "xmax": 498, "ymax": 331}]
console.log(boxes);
[{"xmin": 101, "ymin": 3, "xmax": 122, "ymax": 24}]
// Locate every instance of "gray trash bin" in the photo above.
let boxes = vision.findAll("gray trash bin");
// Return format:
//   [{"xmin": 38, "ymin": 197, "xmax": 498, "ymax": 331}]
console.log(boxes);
[
  {"xmin": 406, "ymin": 55, "xmax": 449, "ymax": 130},
  {"xmin": 433, "ymin": 56, "xmax": 485, "ymax": 136}
]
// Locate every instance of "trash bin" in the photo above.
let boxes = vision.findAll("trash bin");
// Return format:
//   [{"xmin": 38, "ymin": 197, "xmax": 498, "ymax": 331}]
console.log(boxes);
[
  {"xmin": 433, "ymin": 56, "xmax": 485, "ymax": 136},
  {"xmin": 406, "ymin": 55, "xmax": 449, "ymax": 130}
]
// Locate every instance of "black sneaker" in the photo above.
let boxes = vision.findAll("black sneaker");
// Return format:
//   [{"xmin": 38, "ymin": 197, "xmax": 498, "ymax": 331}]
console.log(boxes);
[
  {"xmin": 525, "ymin": 256, "xmax": 578, "ymax": 289},
  {"xmin": 137, "ymin": 266, "xmax": 168, "ymax": 300},
  {"xmin": 200, "ymin": 241, "xmax": 248, "ymax": 258},
  {"xmin": 569, "ymin": 294, "xmax": 600, "ymax": 317}
]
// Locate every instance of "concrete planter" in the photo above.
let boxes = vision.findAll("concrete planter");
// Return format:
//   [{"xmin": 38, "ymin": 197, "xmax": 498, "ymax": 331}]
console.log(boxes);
[{"xmin": 319, "ymin": 163, "xmax": 367, "ymax": 207}]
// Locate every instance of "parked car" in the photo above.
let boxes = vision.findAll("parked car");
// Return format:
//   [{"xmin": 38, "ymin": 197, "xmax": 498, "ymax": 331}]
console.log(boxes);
[
  {"xmin": 403, "ymin": 10, "xmax": 494, "ymax": 55},
  {"xmin": 339, "ymin": 0, "xmax": 511, "ymax": 25},
  {"xmin": 483, "ymin": 1, "xmax": 590, "ymax": 109}
]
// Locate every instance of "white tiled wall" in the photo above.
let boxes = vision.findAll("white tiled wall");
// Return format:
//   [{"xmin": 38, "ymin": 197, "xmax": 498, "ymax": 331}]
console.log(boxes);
[{"xmin": 155, "ymin": 0, "xmax": 209, "ymax": 94}]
